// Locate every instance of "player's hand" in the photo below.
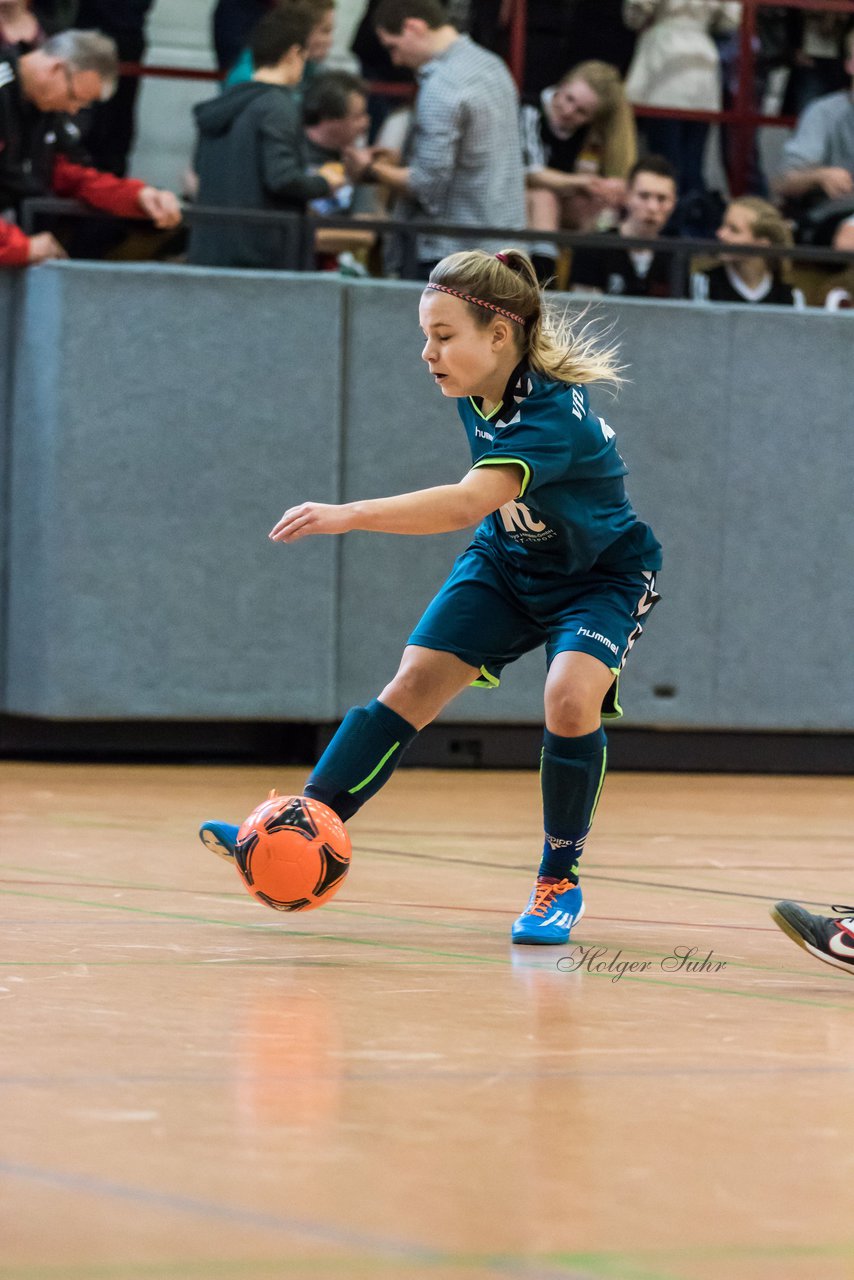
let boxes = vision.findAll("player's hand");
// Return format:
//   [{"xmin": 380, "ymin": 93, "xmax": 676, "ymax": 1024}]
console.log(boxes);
[
  {"xmin": 27, "ymin": 232, "xmax": 67, "ymax": 263},
  {"xmin": 818, "ymin": 167, "xmax": 854, "ymax": 199},
  {"xmin": 269, "ymin": 502, "xmax": 354, "ymax": 542},
  {"xmin": 137, "ymin": 186, "xmax": 183, "ymax": 228}
]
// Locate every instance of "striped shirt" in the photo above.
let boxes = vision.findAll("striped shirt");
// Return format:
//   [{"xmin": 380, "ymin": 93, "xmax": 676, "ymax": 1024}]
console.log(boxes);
[{"xmin": 397, "ymin": 34, "xmax": 526, "ymax": 264}]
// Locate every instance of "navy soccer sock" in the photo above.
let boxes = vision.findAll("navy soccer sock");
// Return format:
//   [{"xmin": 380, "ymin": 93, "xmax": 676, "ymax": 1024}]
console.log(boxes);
[
  {"xmin": 303, "ymin": 698, "xmax": 419, "ymax": 822},
  {"xmin": 538, "ymin": 726, "xmax": 607, "ymax": 883}
]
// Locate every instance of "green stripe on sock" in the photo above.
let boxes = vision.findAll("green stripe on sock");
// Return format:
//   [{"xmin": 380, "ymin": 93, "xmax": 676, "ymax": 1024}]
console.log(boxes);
[
  {"xmin": 589, "ymin": 745, "xmax": 608, "ymax": 823},
  {"xmin": 347, "ymin": 741, "xmax": 400, "ymax": 794}
]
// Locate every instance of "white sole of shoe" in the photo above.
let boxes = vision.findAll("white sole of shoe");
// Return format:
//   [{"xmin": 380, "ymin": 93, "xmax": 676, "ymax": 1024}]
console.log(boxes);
[
  {"xmin": 199, "ymin": 829, "xmax": 235, "ymax": 862},
  {"xmin": 770, "ymin": 906, "xmax": 854, "ymax": 976}
]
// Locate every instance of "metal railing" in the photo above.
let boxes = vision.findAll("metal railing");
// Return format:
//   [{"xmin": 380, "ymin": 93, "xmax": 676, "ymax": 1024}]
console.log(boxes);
[{"xmin": 19, "ymin": 197, "xmax": 854, "ymax": 298}]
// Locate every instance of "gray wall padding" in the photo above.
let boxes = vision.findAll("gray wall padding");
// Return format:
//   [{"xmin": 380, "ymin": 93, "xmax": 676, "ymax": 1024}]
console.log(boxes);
[
  {"xmin": 5, "ymin": 263, "xmax": 342, "ymax": 718},
  {"xmin": 0, "ymin": 274, "xmax": 16, "ymax": 685},
  {"xmin": 2, "ymin": 263, "xmax": 853, "ymax": 730},
  {"xmin": 716, "ymin": 308, "xmax": 854, "ymax": 728}
]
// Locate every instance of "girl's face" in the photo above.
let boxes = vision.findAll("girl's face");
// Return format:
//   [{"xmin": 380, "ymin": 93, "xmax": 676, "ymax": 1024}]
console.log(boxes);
[
  {"xmin": 717, "ymin": 203, "xmax": 765, "ymax": 255},
  {"xmin": 419, "ymin": 291, "xmax": 516, "ymax": 400},
  {"xmin": 307, "ymin": 9, "xmax": 335, "ymax": 62},
  {"xmin": 549, "ymin": 78, "xmax": 600, "ymax": 132}
]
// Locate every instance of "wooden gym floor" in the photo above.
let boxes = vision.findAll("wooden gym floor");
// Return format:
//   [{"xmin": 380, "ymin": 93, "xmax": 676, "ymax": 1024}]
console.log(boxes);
[{"xmin": 1, "ymin": 761, "xmax": 853, "ymax": 1280}]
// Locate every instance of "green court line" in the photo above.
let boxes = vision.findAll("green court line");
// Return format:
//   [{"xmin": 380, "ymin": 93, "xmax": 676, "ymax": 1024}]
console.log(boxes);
[
  {"xmin": 546, "ymin": 1240, "xmax": 854, "ymax": 1274},
  {"xmin": 0, "ymin": 886, "xmax": 513, "ymax": 968},
  {"xmin": 3, "ymin": 1241, "xmax": 851, "ymax": 1280},
  {"xmin": 546, "ymin": 1259, "xmax": 684, "ymax": 1280},
  {"xmin": 1, "ymin": 858, "xmax": 842, "ymax": 973},
  {"xmin": 2, "ymin": 868, "xmax": 848, "ymax": 987},
  {"xmin": 3, "ymin": 885, "xmax": 853, "ymax": 1010}
]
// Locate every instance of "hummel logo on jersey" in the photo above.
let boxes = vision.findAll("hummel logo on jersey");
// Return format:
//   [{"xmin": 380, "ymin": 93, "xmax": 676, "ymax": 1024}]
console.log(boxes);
[{"xmin": 475, "ymin": 425, "xmax": 493, "ymax": 441}]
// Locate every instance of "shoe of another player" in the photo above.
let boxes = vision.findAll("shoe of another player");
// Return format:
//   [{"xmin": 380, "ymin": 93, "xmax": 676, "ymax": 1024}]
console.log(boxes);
[
  {"xmin": 199, "ymin": 821, "xmax": 240, "ymax": 862},
  {"xmin": 770, "ymin": 900, "xmax": 854, "ymax": 975},
  {"xmin": 512, "ymin": 876, "xmax": 585, "ymax": 945}
]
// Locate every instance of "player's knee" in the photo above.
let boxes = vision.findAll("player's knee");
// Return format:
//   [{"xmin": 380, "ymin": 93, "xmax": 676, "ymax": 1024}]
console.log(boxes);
[
  {"xmin": 545, "ymin": 689, "xmax": 600, "ymax": 737},
  {"xmin": 380, "ymin": 660, "xmax": 440, "ymax": 728}
]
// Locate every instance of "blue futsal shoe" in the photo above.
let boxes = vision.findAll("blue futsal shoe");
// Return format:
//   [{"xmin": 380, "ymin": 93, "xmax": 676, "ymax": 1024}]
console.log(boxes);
[
  {"xmin": 512, "ymin": 876, "xmax": 585, "ymax": 945},
  {"xmin": 199, "ymin": 820, "xmax": 240, "ymax": 862}
]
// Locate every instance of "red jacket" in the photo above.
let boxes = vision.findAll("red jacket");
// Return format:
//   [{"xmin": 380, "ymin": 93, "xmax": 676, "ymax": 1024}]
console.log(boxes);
[
  {"xmin": 0, "ymin": 51, "xmax": 147, "ymax": 266},
  {"xmin": 0, "ymin": 155, "xmax": 146, "ymax": 267}
]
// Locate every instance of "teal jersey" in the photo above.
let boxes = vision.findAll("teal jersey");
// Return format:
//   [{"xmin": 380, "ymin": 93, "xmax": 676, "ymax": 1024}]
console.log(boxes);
[{"xmin": 459, "ymin": 365, "xmax": 661, "ymax": 580}]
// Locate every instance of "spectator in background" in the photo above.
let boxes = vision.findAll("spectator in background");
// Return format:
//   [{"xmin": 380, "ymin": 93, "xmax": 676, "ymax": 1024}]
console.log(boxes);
[
  {"xmin": 774, "ymin": 28, "xmax": 854, "ymax": 214},
  {"xmin": 466, "ymin": 0, "xmax": 512, "ymax": 62},
  {"xmin": 623, "ymin": 0, "xmax": 740, "ymax": 198},
  {"xmin": 72, "ymin": 1, "xmax": 154, "ymax": 175},
  {"xmin": 0, "ymin": 29, "xmax": 181, "ymax": 267},
  {"xmin": 835, "ymin": 212, "xmax": 854, "ymax": 252},
  {"xmin": 518, "ymin": 0, "xmax": 577, "ymax": 98},
  {"xmin": 189, "ymin": 5, "xmax": 345, "ymax": 269},
  {"xmin": 304, "ymin": 68, "xmax": 370, "ymax": 165},
  {"xmin": 468, "ymin": 0, "xmax": 637, "ymax": 78},
  {"xmin": 303, "ymin": 68, "xmax": 379, "ymax": 266},
  {"xmin": 823, "ymin": 212, "xmax": 854, "ymax": 307},
  {"xmin": 224, "ymin": 0, "xmax": 335, "ymax": 87},
  {"xmin": 569, "ymin": 154, "xmax": 680, "ymax": 296},
  {"xmin": 692, "ymin": 197, "xmax": 804, "ymax": 306},
  {"xmin": 521, "ymin": 60, "xmax": 637, "ymax": 280},
  {"xmin": 562, "ymin": 0, "xmax": 637, "ymax": 76},
  {"xmin": 0, "ymin": 0, "xmax": 45, "ymax": 52},
  {"xmin": 213, "ymin": 0, "xmax": 269, "ymax": 74},
  {"xmin": 350, "ymin": 0, "xmax": 414, "ymax": 139},
  {"xmin": 30, "ymin": 1, "xmax": 77, "ymax": 35},
  {"xmin": 351, "ymin": 0, "xmax": 525, "ymax": 277},
  {"xmin": 781, "ymin": 11, "xmax": 853, "ymax": 118}
]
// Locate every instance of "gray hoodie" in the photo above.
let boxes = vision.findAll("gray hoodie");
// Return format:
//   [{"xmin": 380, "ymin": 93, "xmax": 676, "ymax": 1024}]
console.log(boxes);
[{"xmin": 189, "ymin": 81, "xmax": 329, "ymax": 269}]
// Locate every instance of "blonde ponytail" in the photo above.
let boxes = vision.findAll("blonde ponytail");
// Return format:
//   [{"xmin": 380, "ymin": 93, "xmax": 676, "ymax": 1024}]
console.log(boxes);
[{"xmin": 428, "ymin": 249, "xmax": 624, "ymax": 388}]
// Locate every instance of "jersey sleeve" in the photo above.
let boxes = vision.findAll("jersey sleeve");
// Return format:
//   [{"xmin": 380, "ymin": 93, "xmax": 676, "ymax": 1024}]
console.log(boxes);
[{"xmin": 471, "ymin": 384, "xmax": 576, "ymax": 496}]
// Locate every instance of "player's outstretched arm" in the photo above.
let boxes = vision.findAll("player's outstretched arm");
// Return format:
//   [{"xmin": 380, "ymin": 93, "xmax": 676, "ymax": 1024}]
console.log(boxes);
[{"xmin": 269, "ymin": 464, "xmax": 522, "ymax": 543}]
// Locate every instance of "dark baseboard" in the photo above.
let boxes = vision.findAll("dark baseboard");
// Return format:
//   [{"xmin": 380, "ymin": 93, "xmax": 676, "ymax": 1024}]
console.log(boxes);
[{"xmin": 1, "ymin": 715, "xmax": 853, "ymax": 774}]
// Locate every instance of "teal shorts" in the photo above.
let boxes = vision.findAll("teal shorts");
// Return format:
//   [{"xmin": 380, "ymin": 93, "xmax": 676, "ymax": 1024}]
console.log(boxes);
[{"xmin": 407, "ymin": 543, "xmax": 660, "ymax": 717}]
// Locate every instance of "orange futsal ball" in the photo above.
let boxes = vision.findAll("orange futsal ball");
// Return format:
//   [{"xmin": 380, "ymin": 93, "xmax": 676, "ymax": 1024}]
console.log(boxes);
[{"xmin": 234, "ymin": 794, "xmax": 351, "ymax": 912}]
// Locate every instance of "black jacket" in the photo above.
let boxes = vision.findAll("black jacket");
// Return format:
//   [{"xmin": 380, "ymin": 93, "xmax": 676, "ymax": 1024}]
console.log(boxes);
[
  {"xmin": 0, "ymin": 51, "xmax": 85, "ymax": 211},
  {"xmin": 0, "ymin": 51, "xmax": 146, "ymax": 264},
  {"xmin": 189, "ymin": 81, "xmax": 329, "ymax": 270}
]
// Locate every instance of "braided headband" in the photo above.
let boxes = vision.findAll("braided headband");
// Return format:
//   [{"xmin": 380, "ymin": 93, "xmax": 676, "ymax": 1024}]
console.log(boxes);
[{"xmin": 424, "ymin": 282, "xmax": 526, "ymax": 328}]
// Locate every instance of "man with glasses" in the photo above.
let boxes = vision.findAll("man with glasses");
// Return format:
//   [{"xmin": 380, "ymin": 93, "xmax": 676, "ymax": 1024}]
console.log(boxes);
[{"xmin": 0, "ymin": 28, "xmax": 181, "ymax": 266}]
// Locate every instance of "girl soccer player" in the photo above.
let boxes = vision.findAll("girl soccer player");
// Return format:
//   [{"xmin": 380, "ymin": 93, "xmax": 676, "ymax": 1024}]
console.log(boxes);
[{"xmin": 201, "ymin": 249, "xmax": 662, "ymax": 944}]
